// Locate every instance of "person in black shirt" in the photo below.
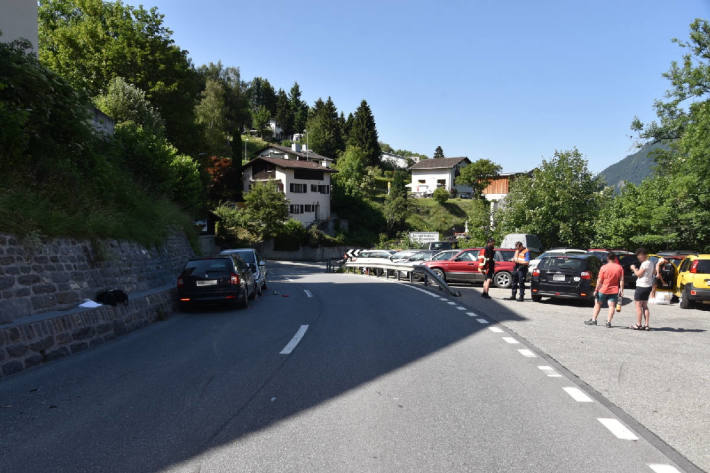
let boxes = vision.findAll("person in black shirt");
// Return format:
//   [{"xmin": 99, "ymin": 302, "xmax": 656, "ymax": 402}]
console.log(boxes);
[{"xmin": 481, "ymin": 238, "xmax": 496, "ymax": 299}]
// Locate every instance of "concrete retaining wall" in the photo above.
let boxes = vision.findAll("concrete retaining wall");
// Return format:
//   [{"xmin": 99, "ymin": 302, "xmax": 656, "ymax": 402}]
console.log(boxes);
[{"xmin": 262, "ymin": 240, "xmax": 352, "ymax": 261}]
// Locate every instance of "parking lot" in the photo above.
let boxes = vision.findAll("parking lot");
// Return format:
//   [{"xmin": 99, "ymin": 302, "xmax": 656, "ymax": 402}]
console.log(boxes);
[{"xmin": 418, "ymin": 278, "xmax": 710, "ymax": 471}]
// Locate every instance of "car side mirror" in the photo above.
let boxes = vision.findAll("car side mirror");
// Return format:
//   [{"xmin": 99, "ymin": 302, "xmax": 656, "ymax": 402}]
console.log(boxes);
[{"xmin": 258, "ymin": 260, "xmax": 266, "ymax": 266}]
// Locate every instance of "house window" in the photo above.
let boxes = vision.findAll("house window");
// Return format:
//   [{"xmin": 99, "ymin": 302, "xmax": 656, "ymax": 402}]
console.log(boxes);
[
  {"xmin": 311, "ymin": 184, "xmax": 318, "ymax": 192},
  {"xmin": 437, "ymin": 179, "xmax": 446, "ymax": 187},
  {"xmin": 289, "ymin": 183, "xmax": 307, "ymax": 193},
  {"xmin": 318, "ymin": 185, "xmax": 330, "ymax": 194},
  {"xmin": 418, "ymin": 179, "xmax": 426, "ymax": 184},
  {"xmin": 289, "ymin": 204, "xmax": 305, "ymax": 214}
]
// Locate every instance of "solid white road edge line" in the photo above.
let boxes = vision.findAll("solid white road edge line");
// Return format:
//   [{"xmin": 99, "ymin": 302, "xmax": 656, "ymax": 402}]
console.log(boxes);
[
  {"xmin": 502, "ymin": 336, "xmax": 519, "ymax": 344},
  {"xmin": 563, "ymin": 386, "xmax": 593, "ymax": 403},
  {"xmin": 304, "ymin": 289, "xmax": 313, "ymax": 298},
  {"xmin": 597, "ymin": 418, "xmax": 639, "ymax": 440},
  {"xmin": 280, "ymin": 325, "xmax": 309, "ymax": 355},
  {"xmin": 488, "ymin": 327, "xmax": 504, "ymax": 333},
  {"xmin": 647, "ymin": 464, "xmax": 681, "ymax": 473},
  {"xmin": 518, "ymin": 349, "xmax": 536, "ymax": 358}
]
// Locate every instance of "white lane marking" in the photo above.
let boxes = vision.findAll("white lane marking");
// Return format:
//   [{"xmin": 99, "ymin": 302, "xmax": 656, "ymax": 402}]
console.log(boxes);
[
  {"xmin": 548, "ymin": 373, "xmax": 563, "ymax": 378},
  {"xmin": 648, "ymin": 464, "xmax": 681, "ymax": 473},
  {"xmin": 502, "ymin": 336, "xmax": 519, "ymax": 344},
  {"xmin": 538, "ymin": 365, "xmax": 563, "ymax": 377},
  {"xmin": 466, "ymin": 311, "xmax": 477, "ymax": 317},
  {"xmin": 456, "ymin": 306, "xmax": 466, "ymax": 311},
  {"xmin": 518, "ymin": 349, "xmax": 536, "ymax": 358},
  {"xmin": 304, "ymin": 289, "xmax": 312, "ymax": 298},
  {"xmin": 446, "ymin": 301, "xmax": 456, "ymax": 305},
  {"xmin": 538, "ymin": 365, "xmax": 554, "ymax": 372},
  {"xmin": 597, "ymin": 418, "xmax": 638, "ymax": 440},
  {"xmin": 489, "ymin": 327, "xmax": 504, "ymax": 333},
  {"xmin": 280, "ymin": 325, "xmax": 309, "ymax": 355},
  {"xmin": 476, "ymin": 318, "xmax": 489, "ymax": 324},
  {"xmin": 563, "ymin": 387, "xmax": 593, "ymax": 403}
]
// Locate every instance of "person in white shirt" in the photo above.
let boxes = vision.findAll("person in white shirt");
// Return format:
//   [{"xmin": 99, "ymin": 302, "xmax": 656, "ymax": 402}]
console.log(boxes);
[{"xmin": 630, "ymin": 248, "xmax": 653, "ymax": 330}]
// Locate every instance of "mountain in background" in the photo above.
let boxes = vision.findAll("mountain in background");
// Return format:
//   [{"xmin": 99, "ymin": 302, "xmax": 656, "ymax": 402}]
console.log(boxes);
[{"xmin": 599, "ymin": 142, "xmax": 664, "ymax": 191}]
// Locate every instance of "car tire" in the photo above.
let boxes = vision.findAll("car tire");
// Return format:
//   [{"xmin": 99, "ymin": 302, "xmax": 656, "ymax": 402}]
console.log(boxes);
[
  {"xmin": 262, "ymin": 282, "xmax": 268, "ymax": 291},
  {"xmin": 249, "ymin": 284, "xmax": 257, "ymax": 300},
  {"xmin": 494, "ymin": 271, "xmax": 512, "ymax": 289},
  {"xmin": 680, "ymin": 285, "xmax": 694, "ymax": 309},
  {"xmin": 237, "ymin": 288, "xmax": 249, "ymax": 309},
  {"xmin": 532, "ymin": 295, "xmax": 542, "ymax": 302},
  {"xmin": 432, "ymin": 268, "xmax": 446, "ymax": 281}
]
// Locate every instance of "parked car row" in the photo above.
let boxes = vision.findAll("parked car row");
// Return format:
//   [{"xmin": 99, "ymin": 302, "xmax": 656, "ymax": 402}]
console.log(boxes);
[{"xmin": 176, "ymin": 248, "xmax": 268, "ymax": 311}]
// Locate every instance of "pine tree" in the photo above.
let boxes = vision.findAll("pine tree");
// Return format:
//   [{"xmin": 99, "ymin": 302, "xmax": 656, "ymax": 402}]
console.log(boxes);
[
  {"xmin": 289, "ymin": 82, "xmax": 308, "ymax": 133},
  {"xmin": 306, "ymin": 97, "xmax": 343, "ymax": 159},
  {"xmin": 347, "ymin": 100, "xmax": 380, "ymax": 166},
  {"xmin": 433, "ymin": 146, "xmax": 444, "ymax": 159},
  {"xmin": 274, "ymin": 89, "xmax": 293, "ymax": 138}
]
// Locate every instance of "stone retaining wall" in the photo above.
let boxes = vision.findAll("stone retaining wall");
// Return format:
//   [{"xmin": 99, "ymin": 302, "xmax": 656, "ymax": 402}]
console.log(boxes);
[
  {"xmin": 0, "ymin": 288, "xmax": 175, "ymax": 378},
  {"xmin": 0, "ymin": 233, "xmax": 193, "ymax": 324}
]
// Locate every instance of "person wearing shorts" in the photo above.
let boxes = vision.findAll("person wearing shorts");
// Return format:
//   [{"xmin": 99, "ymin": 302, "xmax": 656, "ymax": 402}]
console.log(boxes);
[
  {"xmin": 585, "ymin": 252, "xmax": 624, "ymax": 328},
  {"xmin": 630, "ymin": 248, "xmax": 653, "ymax": 330}
]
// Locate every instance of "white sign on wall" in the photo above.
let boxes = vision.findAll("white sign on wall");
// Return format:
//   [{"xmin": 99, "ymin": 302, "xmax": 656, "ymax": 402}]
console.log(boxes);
[{"xmin": 409, "ymin": 232, "xmax": 440, "ymax": 243}]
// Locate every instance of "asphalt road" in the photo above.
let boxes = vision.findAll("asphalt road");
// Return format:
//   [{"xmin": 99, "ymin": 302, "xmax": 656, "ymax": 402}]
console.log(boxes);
[{"xmin": 0, "ymin": 262, "xmax": 689, "ymax": 473}]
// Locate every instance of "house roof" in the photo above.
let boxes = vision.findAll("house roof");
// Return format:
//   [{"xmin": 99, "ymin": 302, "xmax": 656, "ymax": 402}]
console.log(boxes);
[
  {"xmin": 410, "ymin": 157, "xmax": 469, "ymax": 170},
  {"xmin": 261, "ymin": 144, "xmax": 334, "ymax": 162},
  {"xmin": 244, "ymin": 156, "xmax": 338, "ymax": 173}
]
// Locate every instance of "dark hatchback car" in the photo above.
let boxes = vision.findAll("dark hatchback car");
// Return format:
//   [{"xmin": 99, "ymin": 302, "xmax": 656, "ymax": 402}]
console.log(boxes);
[
  {"xmin": 531, "ymin": 254, "xmax": 601, "ymax": 304},
  {"xmin": 177, "ymin": 256, "xmax": 256, "ymax": 310}
]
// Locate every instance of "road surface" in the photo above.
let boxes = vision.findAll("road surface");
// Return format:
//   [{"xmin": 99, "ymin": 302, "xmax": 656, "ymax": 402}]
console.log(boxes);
[{"xmin": 0, "ymin": 262, "xmax": 690, "ymax": 472}]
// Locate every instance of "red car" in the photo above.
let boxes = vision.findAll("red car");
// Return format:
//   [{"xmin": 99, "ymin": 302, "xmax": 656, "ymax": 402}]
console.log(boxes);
[{"xmin": 423, "ymin": 248, "xmax": 516, "ymax": 288}]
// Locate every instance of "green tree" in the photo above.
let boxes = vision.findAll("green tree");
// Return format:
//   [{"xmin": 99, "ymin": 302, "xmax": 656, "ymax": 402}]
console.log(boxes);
[
  {"xmin": 275, "ymin": 89, "xmax": 294, "ymax": 138},
  {"xmin": 248, "ymin": 77, "xmax": 277, "ymax": 114},
  {"xmin": 242, "ymin": 183, "xmax": 289, "ymax": 239},
  {"xmin": 464, "ymin": 198, "xmax": 492, "ymax": 246},
  {"xmin": 383, "ymin": 193, "xmax": 408, "ymax": 236},
  {"xmin": 289, "ymin": 82, "xmax": 308, "ymax": 133},
  {"xmin": 333, "ymin": 145, "xmax": 373, "ymax": 198},
  {"xmin": 433, "ymin": 146, "xmax": 444, "ymax": 159},
  {"xmin": 94, "ymin": 76, "xmax": 164, "ymax": 134},
  {"xmin": 38, "ymin": 0, "xmax": 202, "ymax": 153},
  {"xmin": 169, "ymin": 154, "xmax": 203, "ymax": 212},
  {"xmin": 348, "ymin": 99, "xmax": 380, "ymax": 166},
  {"xmin": 252, "ymin": 106, "xmax": 271, "ymax": 138},
  {"xmin": 496, "ymin": 149, "xmax": 607, "ymax": 249},
  {"xmin": 194, "ymin": 78, "xmax": 230, "ymax": 156},
  {"xmin": 432, "ymin": 187, "xmax": 449, "ymax": 204},
  {"xmin": 456, "ymin": 158, "xmax": 502, "ymax": 199},
  {"xmin": 306, "ymin": 96, "xmax": 343, "ymax": 158},
  {"xmin": 391, "ymin": 169, "xmax": 408, "ymax": 198}
]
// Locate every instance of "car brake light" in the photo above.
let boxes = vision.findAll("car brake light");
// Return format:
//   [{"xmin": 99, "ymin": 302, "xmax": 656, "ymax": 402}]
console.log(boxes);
[
  {"xmin": 230, "ymin": 273, "xmax": 240, "ymax": 285},
  {"xmin": 690, "ymin": 260, "xmax": 698, "ymax": 273},
  {"xmin": 580, "ymin": 271, "xmax": 591, "ymax": 280},
  {"xmin": 532, "ymin": 269, "xmax": 540, "ymax": 277},
  {"xmin": 691, "ymin": 290, "xmax": 697, "ymax": 296},
  {"xmin": 179, "ymin": 297, "xmax": 190, "ymax": 302},
  {"xmin": 177, "ymin": 277, "xmax": 184, "ymax": 288}
]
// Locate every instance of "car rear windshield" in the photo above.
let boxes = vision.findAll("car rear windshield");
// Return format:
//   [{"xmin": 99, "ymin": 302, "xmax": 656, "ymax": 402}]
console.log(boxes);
[
  {"xmin": 695, "ymin": 260, "xmax": 710, "ymax": 273},
  {"xmin": 184, "ymin": 259, "xmax": 232, "ymax": 274},
  {"xmin": 540, "ymin": 257, "xmax": 586, "ymax": 272},
  {"xmin": 228, "ymin": 250, "xmax": 256, "ymax": 264}
]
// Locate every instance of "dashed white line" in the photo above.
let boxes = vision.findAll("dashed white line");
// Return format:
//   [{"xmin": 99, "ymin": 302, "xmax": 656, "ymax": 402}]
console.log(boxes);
[
  {"xmin": 538, "ymin": 365, "xmax": 562, "ymax": 377},
  {"xmin": 502, "ymin": 336, "xmax": 519, "ymax": 344},
  {"xmin": 456, "ymin": 306, "xmax": 466, "ymax": 311},
  {"xmin": 597, "ymin": 418, "xmax": 638, "ymax": 440},
  {"xmin": 563, "ymin": 387, "xmax": 593, "ymax": 403},
  {"xmin": 488, "ymin": 327, "xmax": 504, "ymax": 333},
  {"xmin": 279, "ymin": 325, "xmax": 309, "ymax": 355},
  {"xmin": 648, "ymin": 464, "xmax": 681, "ymax": 473},
  {"xmin": 476, "ymin": 318, "xmax": 489, "ymax": 324},
  {"xmin": 304, "ymin": 289, "xmax": 312, "ymax": 298},
  {"xmin": 465, "ymin": 311, "xmax": 477, "ymax": 317},
  {"xmin": 518, "ymin": 349, "xmax": 536, "ymax": 358},
  {"xmin": 446, "ymin": 301, "xmax": 456, "ymax": 305}
]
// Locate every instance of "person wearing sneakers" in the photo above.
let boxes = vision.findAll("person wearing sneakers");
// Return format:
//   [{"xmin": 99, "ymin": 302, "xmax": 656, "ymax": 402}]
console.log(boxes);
[
  {"xmin": 630, "ymin": 248, "xmax": 653, "ymax": 330},
  {"xmin": 507, "ymin": 241, "xmax": 530, "ymax": 301},
  {"xmin": 480, "ymin": 238, "xmax": 495, "ymax": 299},
  {"xmin": 585, "ymin": 251, "xmax": 624, "ymax": 328}
]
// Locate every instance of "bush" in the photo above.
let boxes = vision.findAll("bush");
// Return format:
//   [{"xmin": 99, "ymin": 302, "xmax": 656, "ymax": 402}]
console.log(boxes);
[{"xmin": 433, "ymin": 187, "xmax": 449, "ymax": 204}]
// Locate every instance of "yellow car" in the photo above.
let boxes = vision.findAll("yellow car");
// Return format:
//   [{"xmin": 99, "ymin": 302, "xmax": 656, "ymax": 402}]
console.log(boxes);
[{"xmin": 675, "ymin": 254, "xmax": 710, "ymax": 309}]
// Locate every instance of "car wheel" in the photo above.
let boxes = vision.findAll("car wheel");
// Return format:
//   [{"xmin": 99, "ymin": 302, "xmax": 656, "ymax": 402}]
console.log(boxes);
[
  {"xmin": 432, "ymin": 268, "xmax": 446, "ymax": 281},
  {"xmin": 237, "ymin": 288, "xmax": 249, "ymax": 309},
  {"xmin": 249, "ymin": 283, "xmax": 257, "ymax": 300},
  {"xmin": 532, "ymin": 295, "xmax": 542, "ymax": 302},
  {"xmin": 262, "ymin": 281, "xmax": 268, "ymax": 291},
  {"xmin": 494, "ymin": 271, "xmax": 512, "ymax": 288},
  {"xmin": 680, "ymin": 285, "xmax": 693, "ymax": 309}
]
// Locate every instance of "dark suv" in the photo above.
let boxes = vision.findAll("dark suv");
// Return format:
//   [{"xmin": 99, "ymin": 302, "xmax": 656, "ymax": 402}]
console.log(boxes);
[
  {"xmin": 531, "ymin": 254, "xmax": 601, "ymax": 304},
  {"xmin": 177, "ymin": 256, "xmax": 256, "ymax": 310}
]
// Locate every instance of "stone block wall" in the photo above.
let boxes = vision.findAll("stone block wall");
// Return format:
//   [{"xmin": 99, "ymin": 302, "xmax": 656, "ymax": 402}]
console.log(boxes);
[
  {"xmin": 0, "ymin": 289, "xmax": 174, "ymax": 378},
  {"xmin": 0, "ymin": 233, "xmax": 194, "ymax": 324}
]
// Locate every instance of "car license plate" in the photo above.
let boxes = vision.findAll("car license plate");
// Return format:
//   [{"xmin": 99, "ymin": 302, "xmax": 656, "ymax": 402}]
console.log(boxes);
[
  {"xmin": 553, "ymin": 274, "xmax": 566, "ymax": 282},
  {"xmin": 196, "ymin": 280, "xmax": 217, "ymax": 287}
]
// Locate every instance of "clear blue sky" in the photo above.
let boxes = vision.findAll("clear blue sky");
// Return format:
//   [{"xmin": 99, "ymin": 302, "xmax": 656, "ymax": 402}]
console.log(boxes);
[{"xmin": 128, "ymin": 0, "xmax": 708, "ymax": 173}]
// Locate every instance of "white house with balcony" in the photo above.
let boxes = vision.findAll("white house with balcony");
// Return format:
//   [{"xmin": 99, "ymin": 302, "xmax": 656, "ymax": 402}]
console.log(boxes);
[
  {"xmin": 408, "ymin": 157, "xmax": 471, "ymax": 195},
  {"xmin": 242, "ymin": 143, "xmax": 336, "ymax": 226}
]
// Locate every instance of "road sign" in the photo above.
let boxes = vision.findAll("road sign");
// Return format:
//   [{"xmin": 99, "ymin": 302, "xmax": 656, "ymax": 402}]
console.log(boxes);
[{"xmin": 409, "ymin": 232, "xmax": 439, "ymax": 244}]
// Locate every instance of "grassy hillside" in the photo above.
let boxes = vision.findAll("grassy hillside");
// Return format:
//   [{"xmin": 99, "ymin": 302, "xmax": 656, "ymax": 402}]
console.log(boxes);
[
  {"xmin": 407, "ymin": 198, "xmax": 476, "ymax": 236},
  {"xmin": 599, "ymin": 143, "xmax": 664, "ymax": 190}
]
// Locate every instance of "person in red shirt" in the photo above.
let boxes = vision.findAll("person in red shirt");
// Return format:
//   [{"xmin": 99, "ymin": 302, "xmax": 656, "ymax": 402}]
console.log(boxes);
[{"xmin": 585, "ymin": 252, "xmax": 624, "ymax": 328}]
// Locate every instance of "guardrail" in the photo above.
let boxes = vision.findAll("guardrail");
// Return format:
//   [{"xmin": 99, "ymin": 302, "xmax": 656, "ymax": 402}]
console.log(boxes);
[{"xmin": 341, "ymin": 260, "xmax": 461, "ymax": 297}]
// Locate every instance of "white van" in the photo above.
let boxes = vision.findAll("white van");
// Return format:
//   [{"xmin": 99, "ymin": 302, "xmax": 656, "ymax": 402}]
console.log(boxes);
[{"xmin": 500, "ymin": 233, "xmax": 543, "ymax": 254}]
